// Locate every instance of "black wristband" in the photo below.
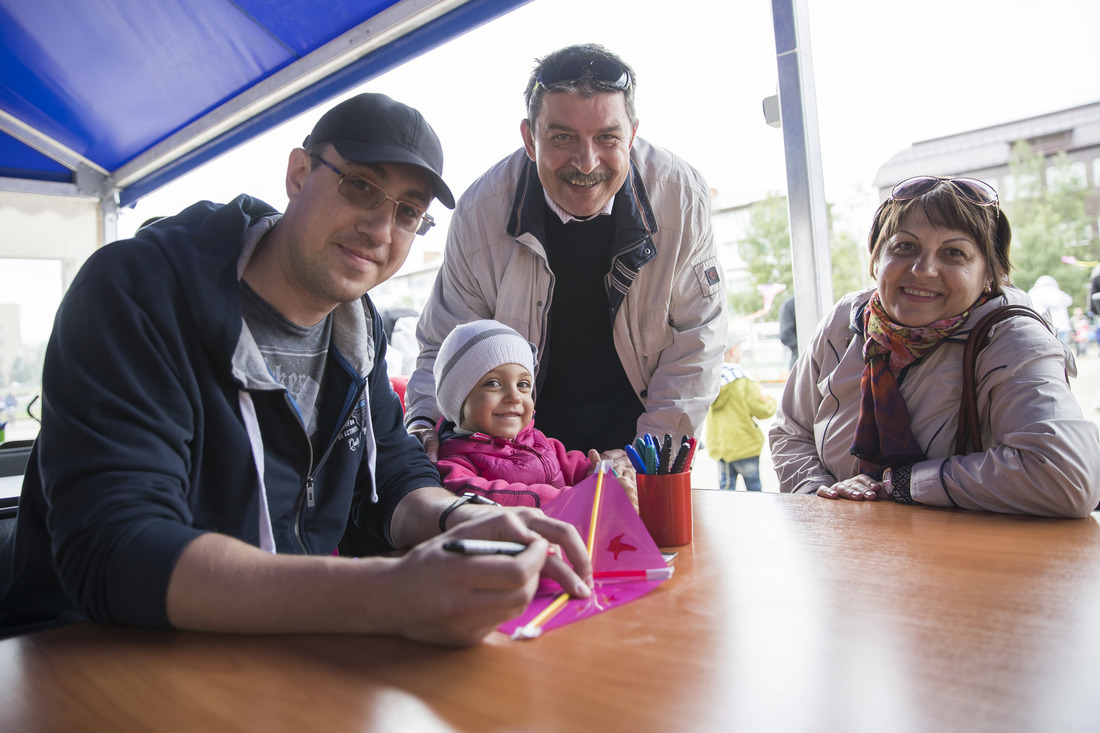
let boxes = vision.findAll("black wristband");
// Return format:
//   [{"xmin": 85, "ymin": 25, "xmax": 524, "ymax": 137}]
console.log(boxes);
[
  {"xmin": 885, "ymin": 464, "xmax": 914, "ymax": 504},
  {"xmin": 438, "ymin": 492, "xmax": 499, "ymax": 533}
]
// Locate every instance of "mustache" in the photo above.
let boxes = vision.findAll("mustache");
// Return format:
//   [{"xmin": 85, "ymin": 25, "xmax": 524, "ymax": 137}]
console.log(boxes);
[{"xmin": 557, "ymin": 169, "xmax": 612, "ymax": 187}]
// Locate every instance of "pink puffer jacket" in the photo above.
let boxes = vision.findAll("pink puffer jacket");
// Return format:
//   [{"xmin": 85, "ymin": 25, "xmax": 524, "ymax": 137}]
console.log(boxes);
[{"xmin": 437, "ymin": 420, "xmax": 593, "ymax": 507}]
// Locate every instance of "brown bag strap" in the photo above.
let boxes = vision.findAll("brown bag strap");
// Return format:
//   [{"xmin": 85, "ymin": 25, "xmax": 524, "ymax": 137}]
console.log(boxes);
[{"xmin": 954, "ymin": 305, "xmax": 1052, "ymax": 456}]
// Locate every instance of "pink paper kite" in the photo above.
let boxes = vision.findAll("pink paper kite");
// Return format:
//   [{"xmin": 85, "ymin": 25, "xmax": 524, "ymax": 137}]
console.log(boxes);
[{"xmin": 499, "ymin": 470, "xmax": 673, "ymax": 639}]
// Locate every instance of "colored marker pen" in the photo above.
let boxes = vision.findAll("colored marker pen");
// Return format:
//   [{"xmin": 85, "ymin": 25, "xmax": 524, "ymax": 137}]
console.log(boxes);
[{"xmin": 443, "ymin": 539, "xmax": 528, "ymax": 556}]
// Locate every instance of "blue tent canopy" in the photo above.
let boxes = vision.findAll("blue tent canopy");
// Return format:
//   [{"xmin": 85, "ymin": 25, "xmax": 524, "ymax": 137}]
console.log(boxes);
[{"xmin": 0, "ymin": 0, "xmax": 526, "ymax": 208}]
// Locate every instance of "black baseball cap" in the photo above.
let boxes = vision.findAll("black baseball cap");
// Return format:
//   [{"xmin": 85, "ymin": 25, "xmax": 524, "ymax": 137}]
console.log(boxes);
[{"xmin": 303, "ymin": 93, "xmax": 455, "ymax": 209}]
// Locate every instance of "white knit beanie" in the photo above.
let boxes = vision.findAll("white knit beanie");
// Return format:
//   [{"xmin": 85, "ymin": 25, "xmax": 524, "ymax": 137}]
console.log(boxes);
[{"xmin": 435, "ymin": 320, "xmax": 537, "ymax": 425}]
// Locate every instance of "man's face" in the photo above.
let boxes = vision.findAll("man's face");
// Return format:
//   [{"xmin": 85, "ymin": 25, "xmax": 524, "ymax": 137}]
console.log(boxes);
[
  {"xmin": 522, "ymin": 90, "xmax": 637, "ymax": 218},
  {"xmin": 281, "ymin": 146, "xmax": 432, "ymax": 317}
]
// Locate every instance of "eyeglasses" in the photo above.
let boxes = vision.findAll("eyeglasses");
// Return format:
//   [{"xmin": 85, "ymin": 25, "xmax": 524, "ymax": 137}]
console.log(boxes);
[
  {"xmin": 890, "ymin": 176, "xmax": 999, "ymax": 215},
  {"xmin": 308, "ymin": 153, "xmax": 435, "ymax": 236},
  {"xmin": 535, "ymin": 58, "xmax": 632, "ymax": 92}
]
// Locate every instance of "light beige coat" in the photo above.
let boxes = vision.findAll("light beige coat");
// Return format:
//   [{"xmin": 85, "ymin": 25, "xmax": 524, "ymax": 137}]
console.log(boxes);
[{"xmin": 770, "ymin": 286, "xmax": 1100, "ymax": 518}]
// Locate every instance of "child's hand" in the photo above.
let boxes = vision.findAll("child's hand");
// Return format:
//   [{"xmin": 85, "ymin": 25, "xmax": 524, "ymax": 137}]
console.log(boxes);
[{"xmin": 587, "ymin": 449, "xmax": 639, "ymax": 512}]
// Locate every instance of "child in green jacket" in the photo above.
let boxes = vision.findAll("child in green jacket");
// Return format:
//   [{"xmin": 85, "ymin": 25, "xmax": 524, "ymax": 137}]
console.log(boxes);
[{"xmin": 705, "ymin": 331, "xmax": 776, "ymax": 490}]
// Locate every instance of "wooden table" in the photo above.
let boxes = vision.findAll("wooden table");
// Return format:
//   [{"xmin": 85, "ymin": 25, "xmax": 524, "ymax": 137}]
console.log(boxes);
[{"xmin": 2, "ymin": 491, "xmax": 1098, "ymax": 732}]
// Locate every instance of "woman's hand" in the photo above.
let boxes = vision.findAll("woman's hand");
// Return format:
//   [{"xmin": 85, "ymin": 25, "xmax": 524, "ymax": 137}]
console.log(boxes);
[{"xmin": 816, "ymin": 473, "xmax": 889, "ymax": 501}]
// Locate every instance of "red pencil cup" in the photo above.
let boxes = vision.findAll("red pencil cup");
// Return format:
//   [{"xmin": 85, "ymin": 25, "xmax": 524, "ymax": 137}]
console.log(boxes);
[{"xmin": 637, "ymin": 472, "xmax": 693, "ymax": 546}]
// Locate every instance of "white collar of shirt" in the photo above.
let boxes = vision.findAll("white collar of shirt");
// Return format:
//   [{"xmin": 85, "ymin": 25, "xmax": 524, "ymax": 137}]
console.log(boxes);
[{"xmin": 544, "ymin": 189, "xmax": 615, "ymax": 224}]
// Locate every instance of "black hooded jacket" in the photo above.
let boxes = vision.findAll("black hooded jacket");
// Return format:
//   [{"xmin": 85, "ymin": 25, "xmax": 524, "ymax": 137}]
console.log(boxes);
[{"xmin": 0, "ymin": 195, "xmax": 439, "ymax": 635}]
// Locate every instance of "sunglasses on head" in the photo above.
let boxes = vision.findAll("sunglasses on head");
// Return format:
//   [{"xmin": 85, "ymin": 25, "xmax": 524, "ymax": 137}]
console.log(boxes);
[
  {"xmin": 535, "ymin": 58, "xmax": 632, "ymax": 92},
  {"xmin": 890, "ymin": 176, "xmax": 999, "ymax": 214}
]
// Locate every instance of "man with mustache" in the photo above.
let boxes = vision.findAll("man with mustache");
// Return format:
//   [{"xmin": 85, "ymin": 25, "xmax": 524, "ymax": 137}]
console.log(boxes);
[{"xmin": 405, "ymin": 44, "xmax": 726, "ymax": 461}]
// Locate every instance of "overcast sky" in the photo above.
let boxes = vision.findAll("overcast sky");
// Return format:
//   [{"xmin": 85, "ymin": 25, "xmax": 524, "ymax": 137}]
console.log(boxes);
[{"xmin": 7, "ymin": 0, "xmax": 1100, "ymax": 342}]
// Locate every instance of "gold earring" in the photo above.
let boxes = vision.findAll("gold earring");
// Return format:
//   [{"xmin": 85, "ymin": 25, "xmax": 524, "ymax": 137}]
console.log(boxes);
[{"xmin": 983, "ymin": 284, "xmax": 992, "ymax": 293}]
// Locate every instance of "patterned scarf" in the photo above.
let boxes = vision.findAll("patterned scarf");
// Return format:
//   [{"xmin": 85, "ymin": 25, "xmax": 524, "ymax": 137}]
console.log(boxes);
[{"xmin": 849, "ymin": 291, "xmax": 978, "ymax": 477}]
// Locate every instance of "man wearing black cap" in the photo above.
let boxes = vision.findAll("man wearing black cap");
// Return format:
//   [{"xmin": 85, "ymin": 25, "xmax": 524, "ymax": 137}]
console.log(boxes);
[
  {"xmin": 0, "ymin": 93, "xmax": 591, "ymax": 645},
  {"xmin": 405, "ymin": 44, "xmax": 726, "ymax": 460}
]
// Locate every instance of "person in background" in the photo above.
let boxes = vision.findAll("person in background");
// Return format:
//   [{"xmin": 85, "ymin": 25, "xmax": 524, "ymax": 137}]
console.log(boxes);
[
  {"xmin": 778, "ymin": 295, "xmax": 798, "ymax": 369},
  {"xmin": 705, "ymin": 329, "xmax": 776, "ymax": 491},
  {"xmin": 433, "ymin": 320, "xmax": 638, "ymax": 509},
  {"xmin": 403, "ymin": 43, "xmax": 726, "ymax": 462},
  {"xmin": 1, "ymin": 392, "xmax": 16, "ymax": 430},
  {"xmin": 381, "ymin": 306, "xmax": 420, "ymax": 377},
  {"xmin": 1089, "ymin": 262, "xmax": 1100, "ymax": 353},
  {"xmin": 769, "ymin": 175, "xmax": 1100, "ymax": 518},
  {"xmin": 0, "ymin": 93, "xmax": 591, "ymax": 644},
  {"xmin": 381, "ymin": 306, "xmax": 419, "ymax": 410},
  {"xmin": 1028, "ymin": 275, "xmax": 1073, "ymax": 347},
  {"xmin": 1091, "ymin": 263, "xmax": 1100, "ymax": 411},
  {"xmin": 1071, "ymin": 307, "xmax": 1090, "ymax": 357}
]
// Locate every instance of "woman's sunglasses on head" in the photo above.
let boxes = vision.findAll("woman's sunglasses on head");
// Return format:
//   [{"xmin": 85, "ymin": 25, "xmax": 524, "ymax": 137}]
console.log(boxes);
[{"xmin": 890, "ymin": 176, "xmax": 999, "ymax": 215}]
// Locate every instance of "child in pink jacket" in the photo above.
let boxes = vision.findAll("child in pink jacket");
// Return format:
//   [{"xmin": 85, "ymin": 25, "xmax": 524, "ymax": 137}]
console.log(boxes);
[{"xmin": 434, "ymin": 320, "xmax": 637, "ymax": 508}]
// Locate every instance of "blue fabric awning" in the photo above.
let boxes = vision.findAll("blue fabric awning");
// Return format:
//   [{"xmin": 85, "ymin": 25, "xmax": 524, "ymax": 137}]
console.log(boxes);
[{"xmin": 0, "ymin": 0, "xmax": 527, "ymax": 207}]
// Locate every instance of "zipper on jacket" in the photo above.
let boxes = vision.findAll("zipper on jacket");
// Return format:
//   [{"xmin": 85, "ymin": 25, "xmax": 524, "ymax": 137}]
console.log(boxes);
[
  {"xmin": 289, "ymin": 392, "xmax": 317, "ymax": 554},
  {"xmin": 536, "ymin": 448, "xmax": 556, "ymax": 481},
  {"xmin": 516, "ymin": 442, "xmax": 556, "ymax": 482},
  {"xmin": 290, "ymin": 389, "xmax": 349, "ymax": 554},
  {"xmin": 295, "ymin": 460, "xmax": 329, "ymax": 554}
]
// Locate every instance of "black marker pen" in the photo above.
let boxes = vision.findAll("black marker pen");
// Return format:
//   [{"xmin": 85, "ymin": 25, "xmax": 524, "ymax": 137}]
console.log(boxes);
[{"xmin": 443, "ymin": 539, "xmax": 528, "ymax": 556}]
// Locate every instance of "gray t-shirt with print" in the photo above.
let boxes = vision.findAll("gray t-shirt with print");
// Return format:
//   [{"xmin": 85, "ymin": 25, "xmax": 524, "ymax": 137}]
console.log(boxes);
[{"xmin": 239, "ymin": 280, "xmax": 331, "ymax": 443}]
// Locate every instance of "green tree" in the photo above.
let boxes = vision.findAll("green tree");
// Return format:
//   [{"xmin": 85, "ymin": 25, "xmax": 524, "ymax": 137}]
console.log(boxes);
[
  {"xmin": 730, "ymin": 194, "xmax": 869, "ymax": 318},
  {"xmin": 829, "ymin": 228, "xmax": 866, "ymax": 300},
  {"xmin": 730, "ymin": 194, "xmax": 791, "ymax": 317},
  {"xmin": 1005, "ymin": 142, "xmax": 1097, "ymax": 297}
]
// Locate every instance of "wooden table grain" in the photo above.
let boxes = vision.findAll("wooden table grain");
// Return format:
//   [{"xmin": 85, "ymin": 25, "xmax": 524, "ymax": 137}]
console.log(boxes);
[{"xmin": 2, "ymin": 491, "xmax": 1098, "ymax": 732}]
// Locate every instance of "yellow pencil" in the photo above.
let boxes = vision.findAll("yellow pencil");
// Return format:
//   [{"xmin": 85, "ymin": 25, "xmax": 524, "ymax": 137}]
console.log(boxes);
[
  {"xmin": 585, "ymin": 464, "xmax": 606, "ymax": 555},
  {"xmin": 522, "ymin": 590, "xmax": 571, "ymax": 633}
]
